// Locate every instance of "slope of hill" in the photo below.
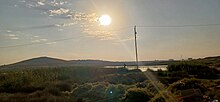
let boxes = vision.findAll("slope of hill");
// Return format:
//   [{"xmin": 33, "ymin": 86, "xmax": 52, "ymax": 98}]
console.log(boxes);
[
  {"xmin": 68, "ymin": 60, "xmax": 113, "ymax": 66},
  {"xmin": 0, "ymin": 57, "xmax": 116, "ymax": 68},
  {"xmin": 3, "ymin": 57, "xmax": 68, "ymax": 68},
  {"xmin": 3, "ymin": 56, "xmax": 220, "ymax": 69}
]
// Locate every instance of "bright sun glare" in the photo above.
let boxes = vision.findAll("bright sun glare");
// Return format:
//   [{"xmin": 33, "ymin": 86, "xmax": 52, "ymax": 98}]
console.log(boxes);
[{"xmin": 99, "ymin": 15, "xmax": 111, "ymax": 26}]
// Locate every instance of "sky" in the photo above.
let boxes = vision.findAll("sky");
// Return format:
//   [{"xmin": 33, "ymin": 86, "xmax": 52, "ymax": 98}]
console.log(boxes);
[{"xmin": 0, "ymin": 0, "xmax": 220, "ymax": 65}]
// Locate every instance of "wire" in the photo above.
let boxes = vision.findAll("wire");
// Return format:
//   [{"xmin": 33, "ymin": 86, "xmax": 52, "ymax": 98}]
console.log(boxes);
[
  {"xmin": 0, "ymin": 26, "xmax": 132, "ymax": 49},
  {"xmin": 0, "ymin": 35, "xmax": 84, "ymax": 49},
  {"xmin": 1, "ymin": 23, "xmax": 220, "ymax": 49},
  {"xmin": 137, "ymin": 23, "xmax": 220, "ymax": 28}
]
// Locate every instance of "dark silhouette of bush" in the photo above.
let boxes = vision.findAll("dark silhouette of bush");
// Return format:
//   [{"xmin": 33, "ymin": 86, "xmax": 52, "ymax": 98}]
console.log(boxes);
[
  {"xmin": 156, "ymin": 69, "xmax": 167, "ymax": 77},
  {"xmin": 70, "ymin": 82, "xmax": 130, "ymax": 101},
  {"xmin": 45, "ymin": 86, "xmax": 61, "ymax": 96},
  {"xmin": 122, "ymin": 88, "xmax": 153, "ymax": 102},
  {"xmin": 150, "ymin": 91, "xmax": 178, "ymax": 102},
  {"xmin": 159, "ymin": 77, "xmax": 181, "ymax": 85},
  {"xmin": 168, "ymin": 78, "xmax": 206, "ymax": 94},
  {"xmin": 169, "ymin": 71, "xmax": 189, "ymax": 78},
  {"xmin": 0, "ymin": 72, "xmax": 45, "ymax": 93},
  {"xmin": 136, "ymin": 80, "xmax": 165, "ymax": 94},
  {"xmin": 104, "ymin": 85, "xmax": 125, "ymax": 101},
  {"xmin": 55, "ymin": 81, "xmax": 72, "ymax": 92},
  {"xmin": 167, "ymin": 61, "xmax": 217, "ymax": 79}
]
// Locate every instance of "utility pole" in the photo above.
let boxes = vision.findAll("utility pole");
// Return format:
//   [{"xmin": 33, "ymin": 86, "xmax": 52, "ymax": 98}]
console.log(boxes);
[{"xmin": 134, "ymin": 25, "xmax": 139, "ymax": 69}]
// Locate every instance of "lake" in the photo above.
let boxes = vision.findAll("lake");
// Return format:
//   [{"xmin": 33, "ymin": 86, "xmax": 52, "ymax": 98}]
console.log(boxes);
[{"xmin": 104, "ymin": 65, "xmax": 168, "ymax": 72}]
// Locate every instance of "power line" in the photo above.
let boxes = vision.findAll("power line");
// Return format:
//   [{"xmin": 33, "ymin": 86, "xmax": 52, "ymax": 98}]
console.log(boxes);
[
  {"xmin": 137, "ymin": 23, "xmax": 220, "ymax": 28},
  {"xmin": 0, "ymin": 26, "xmax": 132, "ymax": 49},
  {"xmin": 0, "ymin": 36, "xmax": 83, "ymax": 49},
  {"xmin": 0, "ymin": 23, "xmax": 219, "ymax": 49}
]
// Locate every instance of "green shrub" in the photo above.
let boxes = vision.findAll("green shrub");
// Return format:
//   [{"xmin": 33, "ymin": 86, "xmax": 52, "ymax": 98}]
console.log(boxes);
[
  {"xmin": 122, "ymin": 88, "xmax": 153, "ymax": 102},
  {"xmin": 168, "ymin": 78, "xmax": 206, "ymax": 94},
  {"xmin": 55, "ymin": 81, "xmax": 72, "ymax": 92},
  {"xmin": 45, "ymin": 86, "xmax": 61, "ymax": 96},
  {"xmin": 72, "ymin": 83, "xmax": 92, "ymax": 97},
  {"xmin": 167, "ymin": 61, "xmax": 217, "ymax": 79},
  {"xmin": 150, "ymin": 91, "xmax": 178, "ymax": 102}
]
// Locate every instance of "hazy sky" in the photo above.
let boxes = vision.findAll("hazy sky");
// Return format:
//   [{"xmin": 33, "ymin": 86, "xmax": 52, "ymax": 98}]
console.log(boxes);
[{"xmin": 0, "ymin": 0, "xmax": 220, "ymax": 65}]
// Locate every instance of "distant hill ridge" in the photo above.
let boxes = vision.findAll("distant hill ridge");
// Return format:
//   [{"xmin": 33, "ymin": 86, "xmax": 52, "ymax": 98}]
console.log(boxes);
[
  {"xmin": 2, "ymin": 57, "xmax": 114, "ymax": 68},
  {"xmin": 1, "ymin": 56, "xmax": 220, "ymax": 69},
  {"xmin": 0, "ymin": 56, "xmax": 146, "ymax": 68},
  {"xmin": 10, "ymin": 57, "xmax": 68, "ymax": 66}
]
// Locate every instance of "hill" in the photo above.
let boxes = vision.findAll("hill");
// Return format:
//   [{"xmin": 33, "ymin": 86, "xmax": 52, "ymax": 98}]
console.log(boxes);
[
  {"xmin": 1, "ymin": 57, "xmax": 68, "ymax": 68},
  {"xmin": 0, "ymin": 56, "xmax": 167, "ymax": 69},
  {"xmin": 2, "ymin": 56, "xmax": 220, "ymax": 69},
  {"xmin": 0, "ymin": 57, "xmax": 115, "ymax": 69}
]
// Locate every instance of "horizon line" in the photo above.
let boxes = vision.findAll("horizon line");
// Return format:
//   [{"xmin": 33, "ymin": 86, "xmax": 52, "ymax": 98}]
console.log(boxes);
[{"xmin": 1, "ymin": 55, "xmax": 220, "ymax": 66}]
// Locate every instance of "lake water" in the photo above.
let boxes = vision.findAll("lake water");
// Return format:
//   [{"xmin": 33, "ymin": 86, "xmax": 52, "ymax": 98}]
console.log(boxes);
[{"xmin": 104, "ymin": 65, "xmax": 168, "ymax": 72}]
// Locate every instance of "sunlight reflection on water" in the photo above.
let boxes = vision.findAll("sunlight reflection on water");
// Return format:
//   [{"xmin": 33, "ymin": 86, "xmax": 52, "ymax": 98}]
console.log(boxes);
[{"xmin": 104, "ymin": 65, "xmax": 168, "ymax": 72}]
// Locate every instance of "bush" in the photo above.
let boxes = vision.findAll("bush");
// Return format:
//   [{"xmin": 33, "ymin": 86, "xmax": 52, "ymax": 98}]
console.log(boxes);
[
  {"xmin": 150, "ymin": 91, "xmax": 178, "ymax": 102},
  {"xmin": 136, "ymin": 80, "xmax": 165, "ymax": 94},
  {"xmin": 72, "ymin": 83, "xmax": 93, "ymax": 97},
  {"xmin": 122, "ymin": 88, "xmax": 153, "ymax": 102},
  {"xmin": 168, "ymin": 78, "xmax": 206, "ymax": 94},
  {"xmin": 167, "ymin": 61, "xmax": 217, "ymax": 79},
  {"xmin": 55, "ymin": 81, "xmax": 72, "ymax": 92},
  {"xmin": 105, "ymin": 84, "xmax": 127, "ymax": 101},
  {"xmin": 45, "ymin": 86, "xmax": 61, "ymax": 96},
  {"xmin": 169, "ymin": 71, "xmax": 189, "ymax": 78}
]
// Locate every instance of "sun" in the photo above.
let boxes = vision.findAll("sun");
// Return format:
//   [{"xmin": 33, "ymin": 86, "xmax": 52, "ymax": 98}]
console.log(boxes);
[{"xmin": 99, "ymin": 15, "xmax": 111, "ymax": 26}]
